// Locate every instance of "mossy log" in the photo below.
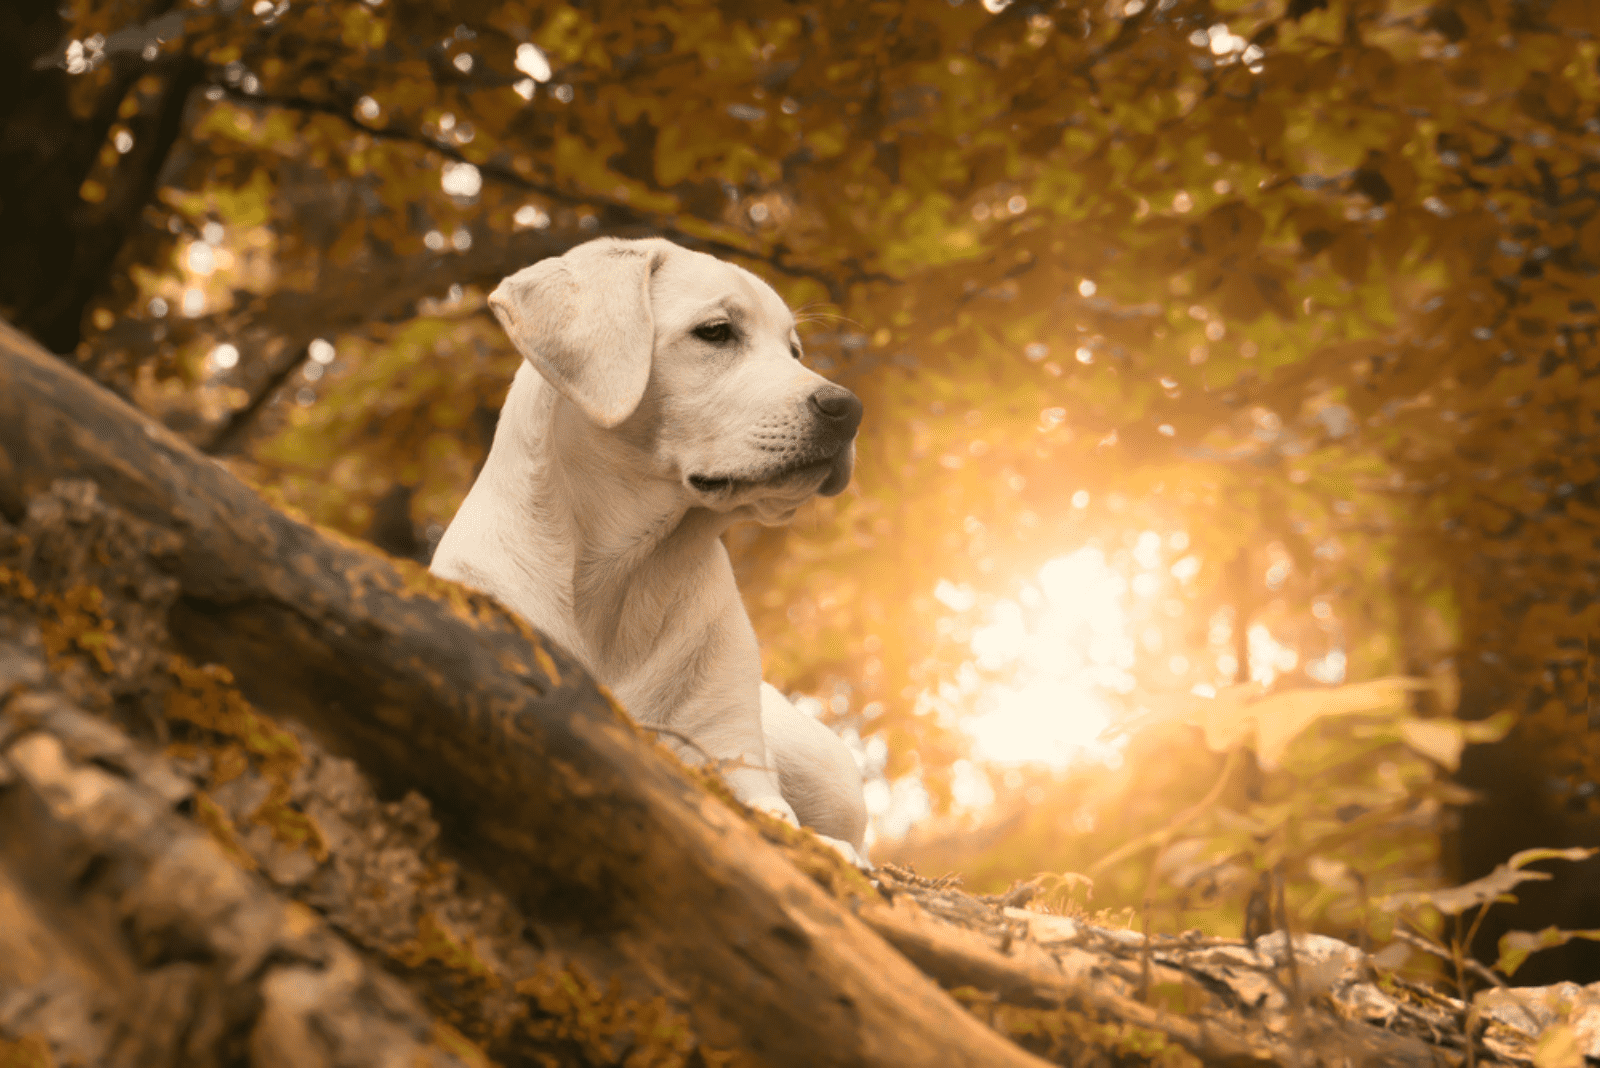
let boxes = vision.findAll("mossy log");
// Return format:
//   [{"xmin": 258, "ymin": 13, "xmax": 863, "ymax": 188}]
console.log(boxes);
[{"xmin": 0, "ymin": 320, "xmax": 1047, "ymax": 1067}]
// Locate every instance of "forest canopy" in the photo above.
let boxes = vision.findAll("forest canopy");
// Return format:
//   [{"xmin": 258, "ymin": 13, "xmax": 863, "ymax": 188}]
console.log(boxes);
[{"xmin": 3, "ymin": 0, "xmax": 1600, "ymax": 988}]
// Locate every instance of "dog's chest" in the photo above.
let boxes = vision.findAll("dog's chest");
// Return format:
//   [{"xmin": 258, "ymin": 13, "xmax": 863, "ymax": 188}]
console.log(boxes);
[{"xmin": 575, "ymin": 559, "xmax": 757, "ymax": 728}]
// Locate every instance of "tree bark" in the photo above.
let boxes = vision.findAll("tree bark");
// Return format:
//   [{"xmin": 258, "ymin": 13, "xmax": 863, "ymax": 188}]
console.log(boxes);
[
  {"xmin": 0, "ymin": 319, "xmax": 1046, "ymax": 1067},
  {"xmin": 0, "ymin": 663, "xmax": 477, "ymax": 1068}
]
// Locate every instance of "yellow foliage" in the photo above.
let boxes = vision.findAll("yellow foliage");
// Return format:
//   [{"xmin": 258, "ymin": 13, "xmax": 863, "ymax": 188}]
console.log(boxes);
[{"xmin": 1158, "ymin": 678, "xmax": 1422, "ymax": 769}]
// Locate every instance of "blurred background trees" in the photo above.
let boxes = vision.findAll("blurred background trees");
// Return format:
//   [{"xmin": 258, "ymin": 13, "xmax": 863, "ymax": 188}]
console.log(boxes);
[{"xmin": 5, "ymin": 0, "xmax": 1598, "ymax": 982}]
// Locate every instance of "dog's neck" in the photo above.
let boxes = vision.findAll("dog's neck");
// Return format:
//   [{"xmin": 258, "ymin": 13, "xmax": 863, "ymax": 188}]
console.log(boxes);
[{"xmin": 480, "ymin": 367, "xmax": 734, "ymax": 671}]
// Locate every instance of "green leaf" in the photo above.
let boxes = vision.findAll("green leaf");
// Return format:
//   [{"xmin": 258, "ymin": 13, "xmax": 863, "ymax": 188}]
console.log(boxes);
[
  {"xmin": 1384, "ymin": 849, "xmax": 1597, "ymax": 917},
  {"xmin": 1382, "ymin": 864, "xmax": 1548, "ymax": 917},
  {"xmin": 1496, "ymin": 926, "xmax": 1600, "ymax": 978}
]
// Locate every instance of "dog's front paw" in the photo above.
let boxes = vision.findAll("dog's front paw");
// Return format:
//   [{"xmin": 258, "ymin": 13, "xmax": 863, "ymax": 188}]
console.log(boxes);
[
  {"xmin": 747, "ymin": 794, "xmax": 800, "ymax": 827},
  {"xmin": 815, "ymin": 834, "xmax": 873, "ymax": 870}
]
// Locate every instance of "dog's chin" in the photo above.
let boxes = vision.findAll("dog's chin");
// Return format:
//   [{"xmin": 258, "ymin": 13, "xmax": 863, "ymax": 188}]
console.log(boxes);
[{"xmin": 686, "ymin": 452, "xmax": 852, "ymax": 515}]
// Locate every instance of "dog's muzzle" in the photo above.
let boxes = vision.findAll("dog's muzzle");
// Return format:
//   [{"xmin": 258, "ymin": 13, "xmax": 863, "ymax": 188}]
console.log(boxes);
[{"xmin": 687, "ymin": 385, "xmax": 862, "ymax": 500}]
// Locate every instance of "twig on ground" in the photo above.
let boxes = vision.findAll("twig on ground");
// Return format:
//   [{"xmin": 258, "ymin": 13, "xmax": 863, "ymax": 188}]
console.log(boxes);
[
  {"xmin": 1392, "ymin": 924, "xmax": 1506, "ymax": 991},
  {"xmin": 1276, "ymin": 865, "xmax": 1304, "ymax": 1021}
]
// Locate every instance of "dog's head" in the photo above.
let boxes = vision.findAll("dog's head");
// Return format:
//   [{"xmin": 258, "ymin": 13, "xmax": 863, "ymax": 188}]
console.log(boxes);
[{"xmin": 488, "ymin": 237, "xmax": 861, "ymax": 524}]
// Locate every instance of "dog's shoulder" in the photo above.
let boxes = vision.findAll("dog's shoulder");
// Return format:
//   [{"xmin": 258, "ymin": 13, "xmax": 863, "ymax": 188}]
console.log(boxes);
[{"xmin": 431, "ymin": 554, "xmax": 492, "ymax": 593}]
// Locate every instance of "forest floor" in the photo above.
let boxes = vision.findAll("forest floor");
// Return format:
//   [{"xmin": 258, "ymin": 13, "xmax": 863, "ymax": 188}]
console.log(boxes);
[{"xmin": 871, "ymin": 862, "xmax": 1599, "ymax": 1066}]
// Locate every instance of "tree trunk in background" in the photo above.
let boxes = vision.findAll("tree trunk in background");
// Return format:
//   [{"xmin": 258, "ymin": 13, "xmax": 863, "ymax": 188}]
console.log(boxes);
[
  {"xmin": 1226, "ymin": 547, "xmax": 1277, "ymax": 944},
  {"xmin": 1455, "ymin": 650, "xmax": 1600, "ymax": 984},
  {"xmin": 1228, "ymin": 547, "xmax": 1252, "ymax": 689},
  {"xmin": 0, "ymin": 0, "xmax": 199, "ymax": 358},
  {"xmin": 1446, "ymin": 511, "xmax": 1600, "ymax": 982}
]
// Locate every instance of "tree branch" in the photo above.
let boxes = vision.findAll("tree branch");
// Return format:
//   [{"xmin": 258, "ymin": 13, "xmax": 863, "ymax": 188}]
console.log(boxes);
[
  {"xmin": 217, "ymin": 85, "xmax": 895, "ymax": 298},
  {"xmin": 201, "ymin": 336, "xmax": 309, "ymax": 455},
  {"xmin": 0, "ymin": 0, "xmax": 200, "ymax": 355}
]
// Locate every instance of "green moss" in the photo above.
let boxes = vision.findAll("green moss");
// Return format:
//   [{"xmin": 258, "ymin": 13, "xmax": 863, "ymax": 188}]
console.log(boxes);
[
  {"xmin": 385, "ymin": 552, "xmax": 543, "ymax": 640},
  {"xmin": 165, "ymin": 656, "xmax": 303, "ymax": 781},
  {"xmin": 0, "ymin": 1034, "xmax": 55, "ymax": 1068},
  {"xmin": 428, "ymin": 1020, "xmax": 499, "ymax": 1068},
  {"xmin": 515, "ymin": 963, "xmax": 714, "ymax": 1068},
  {"xmin": 193, "ymin": 791, "xmax": 259, "ymax": 872},
  {"xmin": 164, "ymin": 655, "xmax": 328, "ymax": 859},
  {"xmin": 396, "ymin": 913, "xmax": 500, "ymax": 988},
  {"xmin": 531, "ymin": 644, "xmax": 563, "ymax": 688},
  {"xmin": 34, "ymin": 584, "xmax": 118, "ymax": 674},
  {"xmin": 747, "ymin": 805, "xmax": 876, "ymax": 901},
  {"xmin": 208, "ymin": 743, "xmax": 249, "ymax": 785},
  {"xmin": 951, "ymin": 987, "xmax": 1204, "ymax": 1067},
  {"xmin": 0, "ymin": 564, "xmax": 38, "ymax": 601},
  {"xmin": 252, "ymin": 793, "xmax": 329, "ymax": 860},
  {"xmin": 680, "ymin": 764, "xmax": 875, "ymax": 901},
  {"xmin": 394, "ymin": 557, "xmax": 497, "ymax": 621}
]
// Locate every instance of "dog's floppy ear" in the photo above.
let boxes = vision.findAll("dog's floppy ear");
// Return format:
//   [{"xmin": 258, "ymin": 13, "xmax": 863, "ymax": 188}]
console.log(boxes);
[{"xmin": 488, "ymin": 239, "xmax": 663, "ymax": 428}]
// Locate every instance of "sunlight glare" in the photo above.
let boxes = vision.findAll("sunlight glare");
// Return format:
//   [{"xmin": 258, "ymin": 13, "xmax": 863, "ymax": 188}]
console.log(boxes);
[
  {"xmin": 1247, "ymin": 623, "xmax": 1299, "ymax": 686},
  {"xmin": 957, "ymin": 548, "xmax": 1136, "ymax": 768},
  {"xmin": 966, "ymin": 678, "xmax": 1113, "ymax": 765},
  {"xmin": 515, "ymin": 43, "xmax": 553, "ymax": 82},
  {"xmin": 441, "ymin": 161, "xmax": 482, "ymax": 199}
]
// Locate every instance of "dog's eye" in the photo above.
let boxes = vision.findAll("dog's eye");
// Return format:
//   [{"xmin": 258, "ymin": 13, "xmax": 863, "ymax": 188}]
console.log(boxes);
[
  {"xmin": 790, "ymin": 344, "xmax": 803, "ymax": 361},
  {"xmin": 694, "ymin": 322, "xmax": 734, "ymax": 344}
]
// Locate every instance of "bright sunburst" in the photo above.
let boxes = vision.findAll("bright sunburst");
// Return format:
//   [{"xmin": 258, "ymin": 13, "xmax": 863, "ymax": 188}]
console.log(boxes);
[
  {"xmin": 957, "ymin": 547, "xmax": 1133, "ymax": 767},
  {"xmin": 866, "ymin": 528, "xmax": 1343, "ymax": 838}
]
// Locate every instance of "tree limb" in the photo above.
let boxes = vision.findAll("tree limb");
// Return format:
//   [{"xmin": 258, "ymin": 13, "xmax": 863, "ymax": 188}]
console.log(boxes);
[
  {"xmin": 218, "ymin": 84, "xmax": 895, "ymax": 297},
  {"xmin": 0, "ymin": 670, "xmax": 472, "ymax": 1068},
  {"xmin": 200, "ymin": 336, "xmax": 311, "ymax": 455},
  {"xmin": 0, "ymin": 0, "xmax": 201, "ymax": 355}
]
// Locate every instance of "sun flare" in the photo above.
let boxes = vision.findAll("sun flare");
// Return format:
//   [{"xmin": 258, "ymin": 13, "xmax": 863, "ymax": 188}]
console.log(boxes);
[{"xmin": 946, "ymin": 546, "xmax": 1138, "ymax": 769}]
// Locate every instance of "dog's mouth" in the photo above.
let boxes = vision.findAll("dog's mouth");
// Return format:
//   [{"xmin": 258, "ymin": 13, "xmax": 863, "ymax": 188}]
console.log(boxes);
[
  {"xmin": 687, "ymin": 454, "xmax": 846, "ymax": 500},
  {"xmin": 687, "ymin": 474, "xmax": 735, "ymax": 494}
]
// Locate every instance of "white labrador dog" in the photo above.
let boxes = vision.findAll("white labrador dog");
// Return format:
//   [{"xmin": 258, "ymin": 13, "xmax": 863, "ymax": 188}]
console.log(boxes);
[{"xmin": 431, "ymin": 236, "xmax": 869, "ymax": 862}]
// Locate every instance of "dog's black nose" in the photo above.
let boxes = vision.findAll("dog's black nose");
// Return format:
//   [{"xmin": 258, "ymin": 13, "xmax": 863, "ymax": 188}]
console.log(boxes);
[{"xmin": 808, "ymin": 386, "xmax": 863, "ymax": 443}]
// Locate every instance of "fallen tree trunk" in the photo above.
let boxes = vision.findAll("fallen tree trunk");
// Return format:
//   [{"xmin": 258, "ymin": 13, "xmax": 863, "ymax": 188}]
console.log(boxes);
[{"xmin": 0, "ymin": 319, "xmax": 1043, "ymax": 1067}]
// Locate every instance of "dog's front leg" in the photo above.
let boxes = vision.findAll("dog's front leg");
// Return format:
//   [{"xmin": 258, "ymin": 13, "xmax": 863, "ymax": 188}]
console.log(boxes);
[
  {"xmin": 726, "ymin": 770, "xmax": 802, "ymax": 828},
  {"xmin": 653, "ymin": 716, "xmax": 866, "ymax": 865},
  {"xmin": 656, "ymin": 689, "xmax": 798, "ymax": 828},
  {"xmin": 694, "ymin": 724, "xmax": 800, "ymax": 827}
]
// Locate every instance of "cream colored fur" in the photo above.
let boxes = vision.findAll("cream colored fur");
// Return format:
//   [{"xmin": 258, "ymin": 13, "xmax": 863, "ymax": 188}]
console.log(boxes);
[{"xmin": 431, "ymin": 237, "xmax": 869, "ymax": 861}]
